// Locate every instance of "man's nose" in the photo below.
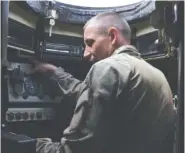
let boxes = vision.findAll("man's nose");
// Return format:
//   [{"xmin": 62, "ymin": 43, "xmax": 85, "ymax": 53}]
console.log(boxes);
[{"xmin": 83, "ymin": 47, "xmax": 91, "ymax": 59}]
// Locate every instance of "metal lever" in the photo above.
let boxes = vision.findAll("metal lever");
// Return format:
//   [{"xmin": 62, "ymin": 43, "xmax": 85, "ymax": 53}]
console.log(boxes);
[
  {"xmin": 47, "ymin": 0, "xmax": 57, "ymax": 37},
  {"xmin": 11, "ymin": 65, "xmax": 24, "ymax": 96},
  {"xmin": 49, "ymin": 17, "xmax": 55, "ymax": 37}
]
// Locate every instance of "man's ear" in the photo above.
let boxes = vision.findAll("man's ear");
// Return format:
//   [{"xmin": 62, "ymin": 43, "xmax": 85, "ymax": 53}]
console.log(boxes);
[{"xmin": 108, "ymin": 27, "xmax": 117, "ymax": 45}]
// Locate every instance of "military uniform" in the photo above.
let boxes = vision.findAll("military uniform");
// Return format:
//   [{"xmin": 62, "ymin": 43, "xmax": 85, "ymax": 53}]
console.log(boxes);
[{"xmin": 37, "ymin": 45, "xmax": 175, "ymax": 153}]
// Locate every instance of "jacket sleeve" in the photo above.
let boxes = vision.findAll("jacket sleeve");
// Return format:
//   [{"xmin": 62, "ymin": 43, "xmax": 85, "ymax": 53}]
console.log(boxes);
[
  {"xmin": 50, "ymin": 67, "xmax": 82, "ymax": 99},
  {"xmin": 36, "ymin": 62, "xmax": 131, "ymax": 153}
]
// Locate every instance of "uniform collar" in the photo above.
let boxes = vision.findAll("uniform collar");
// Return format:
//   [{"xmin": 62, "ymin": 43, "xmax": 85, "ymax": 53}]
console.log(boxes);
[{"xmin": 112, "ymin": 45, "xmax": 141, "ymax": 57}]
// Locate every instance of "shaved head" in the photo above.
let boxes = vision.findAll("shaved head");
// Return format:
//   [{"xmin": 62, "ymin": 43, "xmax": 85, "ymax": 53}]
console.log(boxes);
[
  {"xmin": 84, "ymin": 12, "xmax": 131, "ymax": 42},
  {"xmin": 83, "ymin": 12, "xmax": 132, "ymax": 61}
]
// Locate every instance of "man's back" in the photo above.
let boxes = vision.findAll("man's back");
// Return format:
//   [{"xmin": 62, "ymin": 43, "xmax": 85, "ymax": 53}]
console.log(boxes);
[
  {"xmin": 92, "ymin": 47, "xmax": 175, "ymax": 153},
  {"xmin": 36, "ymin": 46, "xmax": 175, "ymax": 153}
]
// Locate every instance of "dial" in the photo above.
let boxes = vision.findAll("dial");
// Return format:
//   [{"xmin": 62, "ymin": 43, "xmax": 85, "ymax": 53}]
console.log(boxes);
[{"xmin": 24, "ymin": 77, "xmax": 38, "ymax": 96}]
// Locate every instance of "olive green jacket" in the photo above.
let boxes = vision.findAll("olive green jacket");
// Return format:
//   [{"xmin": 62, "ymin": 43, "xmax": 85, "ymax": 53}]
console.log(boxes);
[{"xmin": 36, "ymin": 45, "xmax": 175, "ymax": 153}]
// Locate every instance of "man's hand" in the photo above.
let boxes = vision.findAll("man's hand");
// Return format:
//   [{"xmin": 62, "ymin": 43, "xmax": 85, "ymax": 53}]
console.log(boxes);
[{"xmin": 29, "ymin": 60, "xmax": 57, "ymax": 75}]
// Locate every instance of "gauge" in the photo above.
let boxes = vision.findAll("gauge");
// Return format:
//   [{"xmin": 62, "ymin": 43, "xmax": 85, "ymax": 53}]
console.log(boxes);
[{"xmin": 24, "ymin": 77, "xmax": 38, "ymax": 96}]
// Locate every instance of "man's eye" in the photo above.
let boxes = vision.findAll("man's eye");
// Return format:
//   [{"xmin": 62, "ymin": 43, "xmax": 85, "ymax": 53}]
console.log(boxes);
[{"xmin": 86, "ymin": 39, "xmax": 94, "ymax": 47}]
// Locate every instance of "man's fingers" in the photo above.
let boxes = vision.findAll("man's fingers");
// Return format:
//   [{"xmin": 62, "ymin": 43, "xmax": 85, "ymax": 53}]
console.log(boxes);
[{"xmin": 25, "ymin": 60, "xmax": 41, "ymax": 75}]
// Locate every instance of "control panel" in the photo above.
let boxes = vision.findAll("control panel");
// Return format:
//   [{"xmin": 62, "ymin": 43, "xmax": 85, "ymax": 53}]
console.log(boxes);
[
  {"xmin": 44, "ymin": 42, "xmax": 83, "ymax": 57},
  {"xmin": 7, "ymin": 62, "xmax": 62, "ymax": 103},
  {"xmin": 6, "ymin": 108, "xmax": 55, "ymax": 122},
  {"xmin": 39, "ymin": 33, "xmax": 84, "ymax": 61}
]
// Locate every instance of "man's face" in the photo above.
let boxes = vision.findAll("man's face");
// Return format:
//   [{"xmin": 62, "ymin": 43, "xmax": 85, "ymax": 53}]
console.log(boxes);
[{"xmin": 83, "ymin": 26, "xmax": 112, "ymax": 62}]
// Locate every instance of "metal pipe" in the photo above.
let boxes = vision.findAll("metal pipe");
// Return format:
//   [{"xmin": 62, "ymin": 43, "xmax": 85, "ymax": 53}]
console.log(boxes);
[
  {"xmin": 1, "ymin": 0, "xmax": 9, "ymax": 127},
  {"xmin": 1, "ymin": 1, "xmax": 9, "ymax": 66},
  {"xmin": 176, "ymin": 40, "xmax": 184, "ymax": 153},
  {"xmin": 176, "ymin": 2, "xmax": 184, "ymax": 153}
]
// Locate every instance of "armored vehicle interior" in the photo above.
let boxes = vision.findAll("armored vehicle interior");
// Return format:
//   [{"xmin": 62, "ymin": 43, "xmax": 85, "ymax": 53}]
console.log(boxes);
[{"xmin": 1, "ymin": 1, "xmax": 184, "ymax": 153}]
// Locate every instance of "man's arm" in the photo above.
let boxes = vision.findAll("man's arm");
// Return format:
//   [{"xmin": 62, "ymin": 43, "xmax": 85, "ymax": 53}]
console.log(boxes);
[
  {"xmin": 30, "ymin": 60, "xmax": 82, "ymax": 99},
  {"xmin": 50, "ymin": 67, "xmax": 82, "ymax": 99},
  {"xmin": 36, "ymin": 61, "xmax": 131, "ymax": 153}
]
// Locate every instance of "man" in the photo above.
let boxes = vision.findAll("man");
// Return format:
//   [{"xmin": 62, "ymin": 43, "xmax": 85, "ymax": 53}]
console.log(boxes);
[{"xmin": 35, "ymin": 12, "xmax": 175, "ymax": 153}]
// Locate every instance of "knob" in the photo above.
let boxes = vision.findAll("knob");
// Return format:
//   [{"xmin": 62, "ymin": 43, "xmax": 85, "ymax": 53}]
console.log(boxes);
[
  {"xmin": 15, "ymin": 113, "xmax": 21, "ymax": 120},
  {"xmin": 30, "ymin": 112, "xmax": 35, "ymax": 120},
  {"xmin": 36, "ymin": 112, "xmax": 42, "ymax": 119},
  {"xmin": 7, "ymin": 112, "xmax": 14, "ymax": 120},
  {"xmin": 22, "ymin": 112, "xmax": 29, "ymax": 120},
  {"xmin": 22, "ymin": 92, "xmax": 29, "ymax": 99}
]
